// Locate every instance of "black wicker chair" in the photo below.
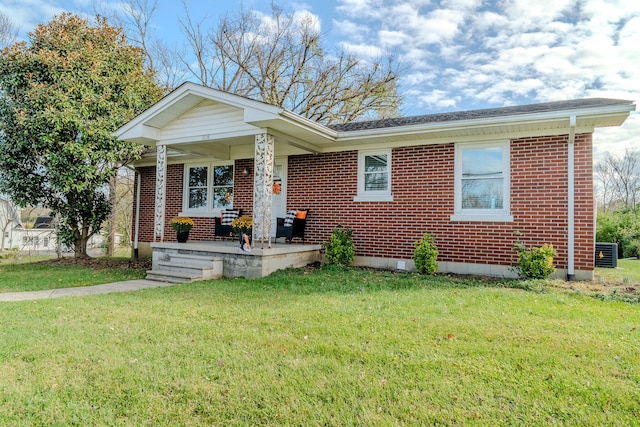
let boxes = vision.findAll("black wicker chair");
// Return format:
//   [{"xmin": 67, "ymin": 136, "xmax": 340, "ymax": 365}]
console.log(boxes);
[
  {"xmin": 214, "ymin": 209, "xmax": 242, "ymax": 240},
  {"xmin": 276, "ymin": 209, "xmax": 308, "ymax": 243}
]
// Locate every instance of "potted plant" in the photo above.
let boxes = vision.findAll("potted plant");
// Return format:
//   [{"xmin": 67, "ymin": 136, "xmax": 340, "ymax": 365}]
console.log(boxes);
[{"xmin": 170, "ymin": 216, "xmax": 194, "ymax": 242}]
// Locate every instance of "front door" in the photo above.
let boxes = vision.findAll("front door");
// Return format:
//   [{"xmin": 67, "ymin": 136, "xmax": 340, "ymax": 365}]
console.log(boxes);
[{"xmin": 271, "ymin": 158, "xmax": 287, "ymax": 236}]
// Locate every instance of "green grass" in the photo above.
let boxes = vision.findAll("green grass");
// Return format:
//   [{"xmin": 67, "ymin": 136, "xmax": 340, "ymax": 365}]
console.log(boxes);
[
  {"xmin": 1, "ymin": 267, "xmax": 638, "ymax": 425},
  {"xmin": 0, "ymin": 253, "xmax": 55, "ymax": 264},
  {"xmin": 596, "ymin": 259, "xmax": 640, "ymax": 284},
  {"xmin": 0, "ymin": 259, "xmax": 146, "ymax": 293}
]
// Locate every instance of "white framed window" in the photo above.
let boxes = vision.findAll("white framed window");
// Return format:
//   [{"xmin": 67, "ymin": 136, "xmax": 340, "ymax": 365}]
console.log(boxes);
[
  {"xmin": 354, "ymin": 149, "xmax": 393, "ymax": 202},
  {"xmin": 451, "ymin": 141, "xmax": 513, "ymax": 222},
  {"xmin": 182, "ymin": 163, "xmax": 234, "ymax": 216}
]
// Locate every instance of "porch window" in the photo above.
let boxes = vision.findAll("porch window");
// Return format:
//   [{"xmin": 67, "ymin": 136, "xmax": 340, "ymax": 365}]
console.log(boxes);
[
  {"xmin": 213, "ymin": 165, "xmax": 234, "ymax": 210},
  {"xmin": 187, "ymin": 166, "xmax": 208, "ymax": 209},
  {"xmin": 451, "ymin": 141, "xmax": 513, "ymax": 222},
  {"xmin": 183, "ymin": 163, "xmax": 234, "ymax": 215},
  {"xmin": 354, "ymin": 149, "xmax": 393, "ymax": 202}
]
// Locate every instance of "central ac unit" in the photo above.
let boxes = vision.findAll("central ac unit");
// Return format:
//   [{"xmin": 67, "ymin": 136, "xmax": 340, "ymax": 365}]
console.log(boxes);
[{"xmin": 595, "ymin": 242, "xmax": 618, "ymax": 268}]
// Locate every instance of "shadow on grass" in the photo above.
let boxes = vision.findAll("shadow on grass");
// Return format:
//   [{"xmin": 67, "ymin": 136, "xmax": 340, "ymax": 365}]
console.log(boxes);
[
  {"xmin": 251, "ymin": 264, "xmax": 548, "ymax": 296},
  {"xmin": 248, "ymin": 265, "xmax": 638, "ymax": 303}
]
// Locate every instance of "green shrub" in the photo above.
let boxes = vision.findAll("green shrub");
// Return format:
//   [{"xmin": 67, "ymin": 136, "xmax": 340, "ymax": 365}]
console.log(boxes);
[
  {"xmin": 413, "ymin": 233, "xmax": 439, "ymax": 274},
  {"xmin": 513, "ymin": 242, "xmax": 556, "ymax": 279},
  {"xmin": 596, "ymin": 209, "xmax": 640, "ymax": 258},
  {"xmin": 323, "ymin": 225, "xmax": 355, "ymax": 266}
]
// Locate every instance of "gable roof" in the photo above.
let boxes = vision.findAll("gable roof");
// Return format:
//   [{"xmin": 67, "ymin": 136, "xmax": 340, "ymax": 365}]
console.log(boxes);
[
  {"xmin": 329, "ymin": 98, "xmax": 633, "ymax": 132},
  {"xmin": 115, "ymin": 82, "xmax": 635, "ymax": 160}
]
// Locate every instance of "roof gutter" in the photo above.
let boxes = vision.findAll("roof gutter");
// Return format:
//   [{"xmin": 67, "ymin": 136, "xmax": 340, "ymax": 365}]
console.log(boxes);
[
  {"xmin": 334, "ymin": 103, "xmax": 632, "ymax": 139},
  {"xmin": 280, "ymin": 110, "xmax": 339, "ymax": 139},
  {"xmin": 567, "ymin": 115, "xmax": 576, "ymax": 281}
]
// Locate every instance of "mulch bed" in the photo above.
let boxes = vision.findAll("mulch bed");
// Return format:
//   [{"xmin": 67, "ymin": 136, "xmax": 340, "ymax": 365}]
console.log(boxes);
[{"xmin": 38, "ymin": 257, "xmax": 152, "ymax": 270}]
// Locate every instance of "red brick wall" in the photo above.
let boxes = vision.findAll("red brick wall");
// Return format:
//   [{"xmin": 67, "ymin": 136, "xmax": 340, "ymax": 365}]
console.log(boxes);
[
  {"xmin": 285, "ymin": 133, "xmax": 594, "ymax": 271},
  {"xmin": 133, "ymin": 134, "xmax": 594, "ymax": 271}
]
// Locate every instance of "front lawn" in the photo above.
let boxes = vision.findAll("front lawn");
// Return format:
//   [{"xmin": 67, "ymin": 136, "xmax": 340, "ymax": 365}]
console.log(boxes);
[
  {"xmin": 0, "ymin": 267, "xmax": 638, "ymax": 425},
  {"xmin": 0, "ymin": 257, "xmax": 148, "ymax": 292}
]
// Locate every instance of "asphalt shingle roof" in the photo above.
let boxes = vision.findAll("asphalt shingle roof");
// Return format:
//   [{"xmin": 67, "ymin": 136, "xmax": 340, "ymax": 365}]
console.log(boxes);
[{"xmin": 327, "ymin": 98, "xmax": 632, "ymax": 132}]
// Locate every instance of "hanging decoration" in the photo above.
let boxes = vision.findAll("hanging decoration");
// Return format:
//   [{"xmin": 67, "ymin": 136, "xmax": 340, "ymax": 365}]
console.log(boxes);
[{"xmin": 272, "ymin": 177, "xmax": 282, "ymax": 194}]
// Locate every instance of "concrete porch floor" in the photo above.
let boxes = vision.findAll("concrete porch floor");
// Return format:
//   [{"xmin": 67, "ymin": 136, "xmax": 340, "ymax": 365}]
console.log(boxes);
[{"xmin": 149, "ymin": 239, "xmax": 322, "ymax": 281}]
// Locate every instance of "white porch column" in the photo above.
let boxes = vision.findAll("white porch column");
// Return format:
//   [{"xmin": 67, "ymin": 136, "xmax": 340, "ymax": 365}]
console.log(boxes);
[
  {"xmin": 253, "ymin": 133, "xmax": 274, "ymax": 249},
  {"xmin": 154, "ymin": 144, "xmax": 167, "ymax": 242}
]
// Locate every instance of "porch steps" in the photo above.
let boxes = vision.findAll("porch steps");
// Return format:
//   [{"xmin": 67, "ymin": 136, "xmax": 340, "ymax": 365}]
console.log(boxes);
[{"xmin": 146, "ymin": 253, "xmax": 224, "ymax": 283}]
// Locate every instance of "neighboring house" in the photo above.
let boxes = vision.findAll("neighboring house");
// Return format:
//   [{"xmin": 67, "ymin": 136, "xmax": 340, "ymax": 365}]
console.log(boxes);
[
  {"xmin": 0, "ymin": 196, "xmax": 22, "ymax": 250},
  {"xmin": 0, "ymin": 208, "xmax": 113, "ymax": 253},
  {"xmin": 115, "ymin": 82, "xmax": 635, "ymax": 280}
]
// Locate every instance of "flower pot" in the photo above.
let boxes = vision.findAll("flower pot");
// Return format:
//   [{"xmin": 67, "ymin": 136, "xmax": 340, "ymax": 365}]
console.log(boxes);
[{"xmin": 176, "ymin": 231, "xmax": 190, "ymax": 243}]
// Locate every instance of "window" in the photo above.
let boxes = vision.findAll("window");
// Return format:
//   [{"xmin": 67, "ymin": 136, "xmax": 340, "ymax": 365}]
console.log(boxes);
[
  {"xmin": 212, "ymin": 165, "xmax": 234, "ymax": 210},
  {"xmin": 355, "ymin": 149, "xmax": 393, "ymax": 202},
  {"xmin": 451, "ymin": 141, "xmax": 512, "ymax": 222},
  {"xmin": 183, "ymin": 163, "xmax": 234, "ymax": 215},
  {"xmin": 187, "ymin": 166, "xmax": 208, "ymax": 210}
]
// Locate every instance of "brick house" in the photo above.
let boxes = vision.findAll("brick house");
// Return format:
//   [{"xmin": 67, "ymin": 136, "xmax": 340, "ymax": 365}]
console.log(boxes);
[{"xmin": 115, "ymin": 82, "xmax": 634, "ymax": 280}]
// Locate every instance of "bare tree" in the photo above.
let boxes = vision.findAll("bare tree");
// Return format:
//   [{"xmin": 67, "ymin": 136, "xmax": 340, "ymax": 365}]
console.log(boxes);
[
  {"xmin": 594, "ymin": 148, "xmax": 640, "ymax": 212},
  {"xmin": 180, "ymin": 3, "xmax": 400, "ymax": 125},
  {"xmin": 115, "ymin": 169, "xmax": 136, "ymax": 248},
  {"xmin": 94, "ymin": 0, "xmax": 186, "ymax": 90},
  {"xmin": 0, "ymin": 12, "xmax": 18, "ymax": 49},
  {"xmin": 594, "ymin": 157, "xmax": 616, "ymax": 212},
  {"xmin": 104, "ymin": 168, "xmax": 136, "ymax": 255}
]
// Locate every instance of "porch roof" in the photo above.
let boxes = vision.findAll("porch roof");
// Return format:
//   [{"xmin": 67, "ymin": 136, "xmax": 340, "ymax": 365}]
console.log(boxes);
[{"xmin": 114, "ymin": 82, "xmax": 635, "ymax": 163}]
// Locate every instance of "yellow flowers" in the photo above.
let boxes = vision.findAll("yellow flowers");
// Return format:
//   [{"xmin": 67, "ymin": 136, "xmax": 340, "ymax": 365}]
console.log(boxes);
[
  {"xmin": 170, "ymin": 216, "xmax": 194, "ymax": 232},
  {"xmin": 231, "ymin": 215, "xmax": 252, "ymax": 234}
]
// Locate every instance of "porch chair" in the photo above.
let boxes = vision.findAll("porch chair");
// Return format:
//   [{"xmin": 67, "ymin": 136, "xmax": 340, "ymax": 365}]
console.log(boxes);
[
  {"xmin": 214, "ymin": 209, "xmax": 242, "ymax": 240},
  {"xmin": 276, "ymin": 209, "xmax": 308, "ymax": 243}
]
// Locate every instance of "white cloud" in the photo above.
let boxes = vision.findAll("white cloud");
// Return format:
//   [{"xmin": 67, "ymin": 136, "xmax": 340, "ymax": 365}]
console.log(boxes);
[
  {"xmin": 1, "ymin": 0, "xmax": 68, "ymax": 40},
  {"xmin": 332, "ymin": 0, "xmax": 639, "ymax": 156},
  {"xmin": 332, "ymin": 18, "xmax": 371, "ymax": 42},
  {"xmin": 338, "ymin": 41, "xmax": 383, "ymax": 58},
  {"xmin": 499, "ymin": 0, "xmax": 576, "ymax": 30},
  {"xmin": 417, "ymin": 89, "xmax": 460, "ymax": 108}
]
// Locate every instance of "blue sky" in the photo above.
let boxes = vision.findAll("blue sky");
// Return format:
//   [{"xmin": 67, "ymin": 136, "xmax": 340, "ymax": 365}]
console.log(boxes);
[{"xmin": 2, "ymin": 0, "xmax": 638, "ymax": 157}]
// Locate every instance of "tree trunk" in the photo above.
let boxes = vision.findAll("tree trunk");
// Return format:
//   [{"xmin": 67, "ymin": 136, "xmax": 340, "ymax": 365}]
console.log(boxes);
[
  {"xmin": 74, "ymin": 226, "xmax": 91, "ymax": 258},
  {"xmin": 0, "ymin": 222, "xmax": 8, "ymax": 250}
]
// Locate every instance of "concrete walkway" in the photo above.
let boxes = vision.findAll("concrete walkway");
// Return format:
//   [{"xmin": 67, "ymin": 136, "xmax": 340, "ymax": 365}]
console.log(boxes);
[{"xmin": 0, "ymin": 279, "xmax": 175, "ymax": 302}]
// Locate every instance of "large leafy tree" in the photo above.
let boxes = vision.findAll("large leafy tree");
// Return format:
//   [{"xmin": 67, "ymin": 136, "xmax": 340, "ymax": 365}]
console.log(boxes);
[{"xmin": 0, "ymin": 13, "xmax": 164, "ymax": 258}]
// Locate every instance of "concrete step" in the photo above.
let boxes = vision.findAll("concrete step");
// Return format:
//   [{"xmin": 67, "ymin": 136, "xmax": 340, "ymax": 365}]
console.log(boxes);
[
  {"xmin": 169, "ymin": 253, "xmax": 221, "ymax": 267},
  {"xmin": 147, "ymin": 257, "xmax": 224, "ymax": 283},
  {"xmin": 155, "ymin": 262, "xmax": 220, "ymax": 280},
  {"xmin": 145, "ymin": 269, "xmax": 201, "ymax": 283}
]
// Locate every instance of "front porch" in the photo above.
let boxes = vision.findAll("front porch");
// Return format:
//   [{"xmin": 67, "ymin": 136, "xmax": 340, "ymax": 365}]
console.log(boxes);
[{"xmin": 148, "ymin": 240, "xmax": 322, "ymax": 282}]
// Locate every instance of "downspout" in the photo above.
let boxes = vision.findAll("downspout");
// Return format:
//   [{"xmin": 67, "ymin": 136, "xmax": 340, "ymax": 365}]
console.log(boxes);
[
  {"xmin": 126, "ymin": 165, "xmax": 141, "ymax": 260},
  {"xmin": 567, "ymin": 115, "xmax": 576, "ymax": 281}
]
